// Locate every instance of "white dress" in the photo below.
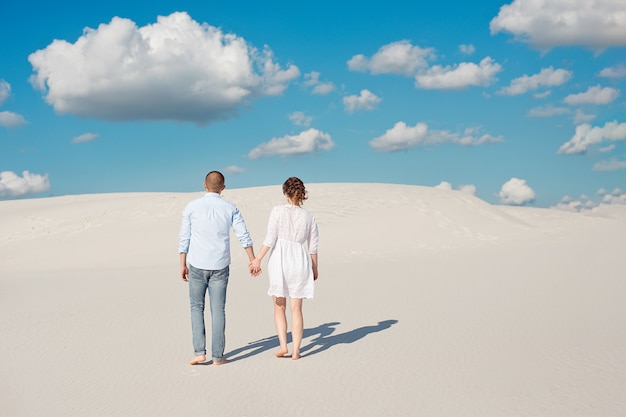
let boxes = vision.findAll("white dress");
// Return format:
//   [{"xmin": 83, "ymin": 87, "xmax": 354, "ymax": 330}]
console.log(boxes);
[{"xmin": 263, "ymin": 204, "xmax": 319, "ymax": 299}]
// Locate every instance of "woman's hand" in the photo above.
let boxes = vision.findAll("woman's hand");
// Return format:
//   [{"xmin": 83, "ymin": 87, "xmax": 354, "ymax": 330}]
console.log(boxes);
[{"xmin": 249, "ymin": 258, "xmax": 262, "ymax": 277}]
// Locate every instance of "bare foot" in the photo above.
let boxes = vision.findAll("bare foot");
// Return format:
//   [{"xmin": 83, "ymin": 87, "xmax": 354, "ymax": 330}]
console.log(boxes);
[
  {"xmin": 275, "ymin": 349, "xmax": 289, "ymax": 358},
  {"xmin": 212, "ymin": 358, "xmax": 230, "ymax": 366},
  {"xmin": 291, "ymin": 353, "xmax": 301, "ymax": 360},
  {"xmin": 188, "ymin": 355, "xmax": 206, "ymax": 365}
]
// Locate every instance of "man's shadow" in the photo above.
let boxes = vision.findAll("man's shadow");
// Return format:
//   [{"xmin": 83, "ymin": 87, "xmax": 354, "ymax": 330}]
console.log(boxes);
[{"xmin": 226, "ymin": 319, "xmax": 397, "ymax": 362}]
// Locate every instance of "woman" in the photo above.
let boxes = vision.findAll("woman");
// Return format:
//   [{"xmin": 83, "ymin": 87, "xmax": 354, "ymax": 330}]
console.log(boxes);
[{"xmin": 250, "ymin": 177, "xmax": 319, "ymax": 360}]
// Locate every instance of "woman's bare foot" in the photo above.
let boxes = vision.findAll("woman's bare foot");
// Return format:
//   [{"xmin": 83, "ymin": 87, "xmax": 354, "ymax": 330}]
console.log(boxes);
[
  {"xmin": 291, "ymin": 352, "xmax": 301, "ymax": 360},
  {"xmin": 275, "ymin": 348, "xmax": 289, "ymax": 358},
  {"xmin": 212, "ymin": 358, "xmax": 230, "ymax": 366},
  {"xmin": 188, "ymin": 355, "xmax": 206, "ymax": 365}
]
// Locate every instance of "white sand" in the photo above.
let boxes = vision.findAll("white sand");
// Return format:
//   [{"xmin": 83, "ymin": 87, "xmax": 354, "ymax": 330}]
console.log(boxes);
[{"xmin": 1, "ymin": 183, "xmax": 625, "ymax": 417}]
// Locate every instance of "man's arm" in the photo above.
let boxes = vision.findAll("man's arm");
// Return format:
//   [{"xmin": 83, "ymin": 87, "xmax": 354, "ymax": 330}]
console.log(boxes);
[
  {"xmin": 179, "ymin": 205, "xmax": 191, "ymax": 282},
  {"xmin": 180, "ymin": 252, "xmax": 189, "ymax": 282},
  {"xmin": 244, "ymin": 246, "xmax": 261, "ymax": 276}
]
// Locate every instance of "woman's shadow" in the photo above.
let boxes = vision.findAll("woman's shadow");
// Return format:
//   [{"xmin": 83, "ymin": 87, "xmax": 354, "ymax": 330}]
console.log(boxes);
[{"xmin": 226, "ymin": 319, "xmax": 398, "ymax": 361}]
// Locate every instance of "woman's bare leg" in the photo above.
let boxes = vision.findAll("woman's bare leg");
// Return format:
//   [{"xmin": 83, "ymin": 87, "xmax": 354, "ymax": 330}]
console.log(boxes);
[
  {"xmin": 273, "ymin": 296, "xmax": 288, "ymax": 357},
  {"xmin": 290, "ymin": 298, "xmax": 303, "ymax": 360}
]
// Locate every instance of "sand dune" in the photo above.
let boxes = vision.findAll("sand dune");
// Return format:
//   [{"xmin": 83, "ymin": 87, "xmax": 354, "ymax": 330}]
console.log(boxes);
[{"xmin": 1, "ymin": 183, "xmax": 625, "ymax": 416}]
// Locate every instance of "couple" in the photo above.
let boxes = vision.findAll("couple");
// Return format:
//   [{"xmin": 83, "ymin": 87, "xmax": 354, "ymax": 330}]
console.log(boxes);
[{"xmin": 178, "ymin": 171, "xmax": 319, "ymax": 365}]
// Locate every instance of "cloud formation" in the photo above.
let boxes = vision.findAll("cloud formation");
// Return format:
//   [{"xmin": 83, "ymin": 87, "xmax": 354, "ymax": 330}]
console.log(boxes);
[
  {"xmin": 563, "ymin": 85, "xmax": 620, "ymax": 105},
  {"xmin": 498, "ymin": 177, "xmax": 535, "ymax": 205},
  {"xmin": 0, "ymin": 80, "xmax": 27, "ymax": 128},
  {"xmin": 72, "ymin": 132, "xmax": 98, "ymax": 144},
  {"xmin": 247, "ymin": 128, "xmax": 334, "ymax": 159},
  {"xmin": 0, "ymin": 79, "xmax": 10, "ymax": 105},
  {"xmin": 599, "ymin": 64, "xmax": 626, "ymax": 78},
  {"xmin": 303, "ymin": 72, "xmax": 335, "ymax": 95},
  {"xmin": 370, "ymin": 122, "xmax": 502, "ymax": 152},
  {"xmin": 0, "ymin": 170, "xmax": 50, "ymax": 199},
  {"xmin": 490, "ymin": 0, "xmax": 626, "ymax": 50},
  {"xmin": 498, "ymin": 67, "xmax": 572, "ymax": 96},
  {"xmin": 527, "ymin": 105, "xmax": 570, "ymax": 118},
  {"xmin": 593, "ymin": 158, "xmax": 626, "ymax": 171},
  {"xmin": 458, "ymin": 44, "xmax": 475, "ymax": 55},
  {"xmin": 343, "ymin": 89, "xmax": 382, "ymax": 113},
  {"xmin": 347, "ymin": 40, "xmax": 434, "ymax": 76},
  {"xmin": 224, "ymin": 165, "xmax": 245, "ymax": 175},
  {"xmin": 0, "ymin": 111, "xmax": 27, "ymax": 128},
  {"xmin": 558, "ymin": 121, "xmax": 626, "ymax": 154},
  {"xmin": 288, "ymin": 111, "xmax": 313, "ymax": 127},
  {"xmin": 554, "ymin": 188, "xmax": 626, "ymax": 215},
  {"xmin": 28, "ymin": 12, "xmax": 299, "ymax": 124},
  {"xmin": 435, "ymin": 181, "xmax": 476, "ymax": 195},
  {"xmin": 414, "ymin": 57, "xmax": 501, "ymax": 89}
]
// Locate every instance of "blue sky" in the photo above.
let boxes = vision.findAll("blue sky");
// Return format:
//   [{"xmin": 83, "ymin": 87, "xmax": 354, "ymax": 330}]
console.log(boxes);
[{"xmin": 1, "ymin": 0, "xmax": 625, "ymax": 209}]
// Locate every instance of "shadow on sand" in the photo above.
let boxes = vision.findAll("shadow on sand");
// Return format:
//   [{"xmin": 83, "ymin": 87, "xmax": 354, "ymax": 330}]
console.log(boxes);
[{"xmin": 226, "ymin": 319, "xmax": 398, "ymax": 362}]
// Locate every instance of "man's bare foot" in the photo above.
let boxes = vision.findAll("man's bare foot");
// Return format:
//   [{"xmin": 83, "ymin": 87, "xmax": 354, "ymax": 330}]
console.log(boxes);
[
  {"xmin": 275, "ymin": 349, "xmax": 289, "ymax": 358},
  {"xmin": 212, "ymin": 358, "xmax": 230, "ymax": 366},
  {"xmin": 188, "ymin": 355, "xmax": 206, "ymax": 365},
  {"xmin": 291, "ymin": 352, "xmax": 301, "ymax": 360}
]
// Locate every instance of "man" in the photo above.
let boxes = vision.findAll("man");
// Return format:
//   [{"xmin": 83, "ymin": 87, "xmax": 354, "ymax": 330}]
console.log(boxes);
[{"xmin": 179, "ymin": 171, "xmax": 257, "ymax": 366}]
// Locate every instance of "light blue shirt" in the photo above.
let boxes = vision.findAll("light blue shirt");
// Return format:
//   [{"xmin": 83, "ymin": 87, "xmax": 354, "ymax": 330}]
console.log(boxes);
[{"xmin": 179, "ymin": 193, "xmax": 253, "ymax": 270}]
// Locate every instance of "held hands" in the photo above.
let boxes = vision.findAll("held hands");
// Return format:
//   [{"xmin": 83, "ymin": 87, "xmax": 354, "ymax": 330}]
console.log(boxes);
[{"xmin": 249, "ymin": 258, "xmax": 262, "ymax": 277}]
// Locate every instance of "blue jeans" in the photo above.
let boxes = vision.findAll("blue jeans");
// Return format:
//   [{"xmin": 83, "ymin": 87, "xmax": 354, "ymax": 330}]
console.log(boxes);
[{"xmin": 188, "ymin": 264, "xmax": 229, "ymax": 362}]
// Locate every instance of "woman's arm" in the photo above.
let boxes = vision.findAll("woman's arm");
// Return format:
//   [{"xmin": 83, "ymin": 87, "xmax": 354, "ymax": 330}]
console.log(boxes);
[
  {"xmin": 250, "ymin": 244, "xmax": 271, "ymax": 273},
  {"xmin": 311, "ymin": 253, "xmax": 318, "ymax": 280}
]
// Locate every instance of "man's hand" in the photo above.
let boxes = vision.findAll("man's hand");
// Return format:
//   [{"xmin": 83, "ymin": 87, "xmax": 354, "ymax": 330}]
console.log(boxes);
[
  {"xmin": 249, "ymin": 259, "xmax": 262, "ymax": 277},
  {"xmin": 181, "ymin": 265, "xmax": 189, "ymax": 282}
]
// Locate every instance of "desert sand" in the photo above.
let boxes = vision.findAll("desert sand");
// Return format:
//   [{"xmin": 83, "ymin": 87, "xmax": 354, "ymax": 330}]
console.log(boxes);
[{"xmin": 1, "ymin": 183, "xmax": 625, "ymax": 416}]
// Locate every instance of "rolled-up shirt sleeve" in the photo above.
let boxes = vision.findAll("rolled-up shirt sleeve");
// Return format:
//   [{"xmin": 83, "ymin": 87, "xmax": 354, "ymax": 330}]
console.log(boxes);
[
  {"xmin": 178, "ymin": 205, "xmax": 192, "ymax": 254},
  {"xmin": 232, "ymin": 207, "xmax": 253, "ymax": 248}
]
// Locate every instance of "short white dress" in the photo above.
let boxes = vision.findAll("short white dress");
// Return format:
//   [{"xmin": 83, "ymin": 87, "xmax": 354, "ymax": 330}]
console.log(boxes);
[{"xmin": 263, "ymin": 204, "xmax": 319, "ymax": 299}]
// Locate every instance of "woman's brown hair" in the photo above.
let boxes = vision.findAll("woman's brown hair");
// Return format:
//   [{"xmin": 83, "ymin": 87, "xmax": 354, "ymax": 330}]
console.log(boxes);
[{"xmin": 282, "ymin": 177, "xmax": 307, "ymax": 206}]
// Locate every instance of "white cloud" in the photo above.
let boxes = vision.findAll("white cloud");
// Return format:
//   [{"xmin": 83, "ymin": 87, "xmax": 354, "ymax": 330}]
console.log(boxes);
[
  {"xmin": 343, "ymin": 89, "xmax": 382, "ymax": 113},
  {"xmin": 224, "ymin": 165, "xmax": 245, "ymax": 175},
  {"xmin": 553, "ymin": 188, "xmax": 626, "ymax": 215},
  {"xmin": 303, "ymin": 72, "xmax": 335, "ymax": 95},
  {"xmin": 72, "ymin": 132, "xmax": 98, "ymax": 144},
  {"xmin": 593, "ymin": 158, "xmax": 626, "ymax": 171},
  {"xmin": 370, "ymin": 122, "xmax": 502, "ymax": 152},
  {"xmin": 599, "ymin": 64, "xmax": 626, "ymax": 78},
  {"xmin": 415, "ymin": 57, "xmax": 501, "ymax": 89},
  {"xmin": 599, "ymin": 144, "xmax": 616, "ymax": 153},
  {"xmin": 28, "ymin": 12, "xmax": 299, "ymax": 124},
  {"xmin": 288, "ymin": 111, "xmax": 313, "ymax": 127},
  {"xmin": 498, "ymin": 177, "xmax": 536, "ymax": 205},
  {"xmin": 563, "ymin": 85, "xmax": 620, "ymax": 105},
  {"xmin": 459, "ymin": 44, "xmax": 476, "ymax": 55},
  {"xmin": 490, "ymin": 0, "xmax": 626, "ymax": 50},
  {"xmin": 601, "ymin": 188, "xmax": 626, "ymax": 204},
  {"xmin": 247, "ymin": 128, "xmax": 334, "ymax": 159},
  {"xmin": 573, "ymin": 109, "xmax": 596, "ymax": 124},
  {"xmin": 527, "ymin": 104, "xmax": 570, "ymax": 118},
  {"xmin": 498, "ymin": 67, "xmax": 572, "ymax": 96},
  {"xmin": 458, "ymin": 184, "xmax": 477, "ymax": 195},
  {"xmin": 558, "ymin": 120, "xmax": 626, "ymax": 154},
  {"xmin": 0, "ymin": 79, "xmax": 10, "ymax": 105},
  {"xmin": 347, "ymin": 40, "xmax": 435, "ymax": 76},
  {"xmin": 0, "ymin": 170, "xmax": 50, "ymax": 199},
  {"xmin": 533, "ymin": 91, "xmax": 552, "ymax": 99},
  {"xmin": 434, "ymin": 181, "xmax": 452, "ymax": 190},
  {"xmin": 434, "ymin": 181, "xmax": 476, "ymax": 195},
  {"xmin": 0, "ymin": 111, "xmax": 27, "ymax": 128}
]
